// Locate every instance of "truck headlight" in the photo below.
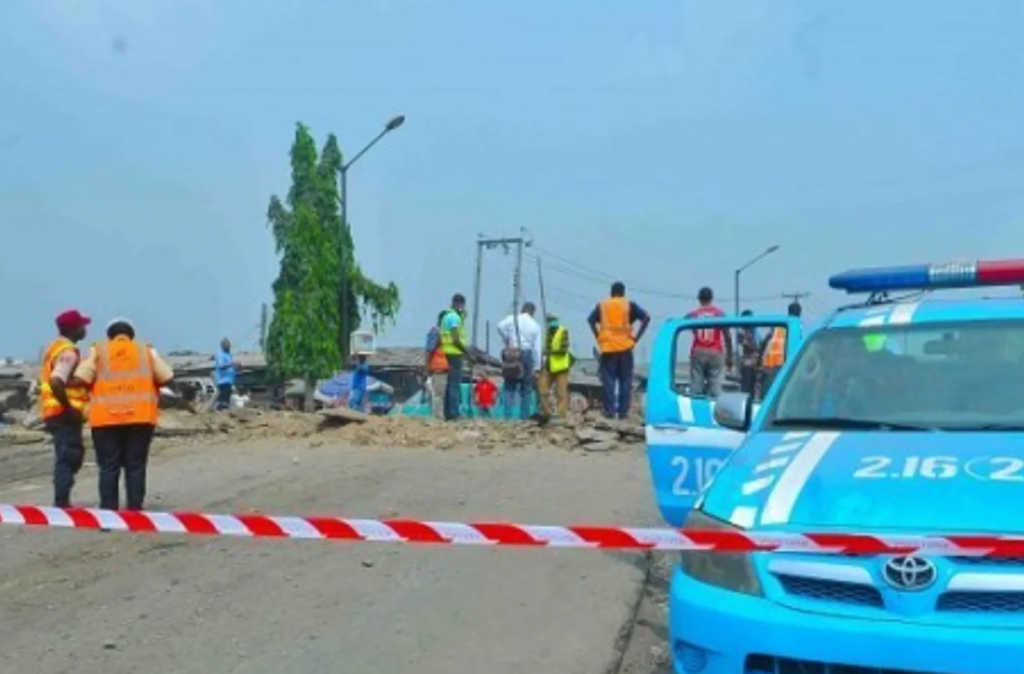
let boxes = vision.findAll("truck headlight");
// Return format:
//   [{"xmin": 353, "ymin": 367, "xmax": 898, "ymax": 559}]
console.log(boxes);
[{"xmin": 679, "ymin": 509, "xmax": 763, "ymax": 597}]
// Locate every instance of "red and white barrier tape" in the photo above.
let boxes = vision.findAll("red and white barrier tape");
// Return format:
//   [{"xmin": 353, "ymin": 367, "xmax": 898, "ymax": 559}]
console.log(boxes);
[{"xmin": 2, "ymin": 504, "xmax": 1023, "ymax": 556}]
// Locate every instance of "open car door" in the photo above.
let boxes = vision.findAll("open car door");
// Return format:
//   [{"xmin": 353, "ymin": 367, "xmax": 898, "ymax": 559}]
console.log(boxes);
[{"xmin": 645, "ymin": 314, "xmax": 804, "ymax": 526}]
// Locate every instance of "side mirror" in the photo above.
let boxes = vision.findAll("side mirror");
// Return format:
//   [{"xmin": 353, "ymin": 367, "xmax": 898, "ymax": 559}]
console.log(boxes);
[{"xmin": 714, "ymin": 392, "xmax": 752, "ymax": 432}]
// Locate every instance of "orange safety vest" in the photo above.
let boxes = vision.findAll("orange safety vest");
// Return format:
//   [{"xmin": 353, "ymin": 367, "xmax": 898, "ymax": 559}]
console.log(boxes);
[
  {"xmin": 39, "ymin": 337, "xmax": 90, "ymax": 420},
  {"xmin": 597, "ymin": 297, "xmax": 635, "ymax": 354},
  {"xmin": 762, "ymin": 328, "xmax": 787, "ymax": 368},
  {"xmin": 88, "ymin": 337, "xmax": 160, "ymax": 428}
]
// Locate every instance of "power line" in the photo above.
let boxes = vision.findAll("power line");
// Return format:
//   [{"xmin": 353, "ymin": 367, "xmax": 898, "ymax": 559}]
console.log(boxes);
[
  {"xmin": 530, "ymin": 246, "xmax": 698, "ymax": 299},
  {"xmin": 473, "ymin": 232, "xmax": 531, "ymax": 347},
  {"xmin": 782, "ymin": 291, "xmax": 811, "ymax": 306},
  {"xmin": 529, "ymin": 252, "xmax": 784, "ymax": 304}
]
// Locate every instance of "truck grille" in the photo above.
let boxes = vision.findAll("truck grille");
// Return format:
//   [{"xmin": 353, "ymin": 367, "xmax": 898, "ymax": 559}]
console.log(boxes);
[
  {"xmin": 947, "ymin": 556, "xmax": 1024, "ymax": 567},
  {"xmin": 776, "ymin": 575, "xmax": 883, "ymax": 608},
  {"xmin": 938, "ymin": 591, "xmax": 1024, "ymax": 613}
]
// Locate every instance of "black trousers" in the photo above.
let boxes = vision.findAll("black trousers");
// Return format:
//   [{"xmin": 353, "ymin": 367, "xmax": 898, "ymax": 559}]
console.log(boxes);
[
  {"xmin": 444, "ymin": 355, "xmax": 464, "ymax": 421},
  {"xmin": 91, "ymin": 424, "xmax": 155, "ymax": 511},
  {"xmin": 215, "ymin": 383, "xmax": 232, "ymax": 410},
  {"xmin": 45, "ymin": 413, "xmax": 85, "ymax": 508},
  {"xmin": 740, "ymin": 365, "xmax": 758, "ymax": 396},
  {"xmin": 599, "ymin": 350, "xmax": 634, "ymax": 419}
]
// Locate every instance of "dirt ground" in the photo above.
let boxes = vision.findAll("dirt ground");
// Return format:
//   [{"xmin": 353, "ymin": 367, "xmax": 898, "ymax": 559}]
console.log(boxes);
[{"xmin": 0, "ymin": 417, "xmax": 671, "ymax": 674}]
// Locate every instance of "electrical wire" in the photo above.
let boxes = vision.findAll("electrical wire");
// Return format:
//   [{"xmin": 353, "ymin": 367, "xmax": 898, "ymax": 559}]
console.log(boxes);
[{"xmin": 527, "ymin": 249, "xmax": 784, "ymax": 304}]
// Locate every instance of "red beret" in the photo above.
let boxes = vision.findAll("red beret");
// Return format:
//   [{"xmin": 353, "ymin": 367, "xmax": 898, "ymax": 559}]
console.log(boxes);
[{"xmin": 55, "ymin": 309, "xmax": 91, "ymax": 332}]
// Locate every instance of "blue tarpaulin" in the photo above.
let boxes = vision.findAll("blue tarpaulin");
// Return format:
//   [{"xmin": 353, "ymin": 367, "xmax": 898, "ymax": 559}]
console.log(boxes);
[{"xmin": 316, "ymin": 372, "xmax": 393, "ymax": 413}]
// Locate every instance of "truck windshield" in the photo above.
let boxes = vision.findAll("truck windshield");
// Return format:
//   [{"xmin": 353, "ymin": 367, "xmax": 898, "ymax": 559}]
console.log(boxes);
[{"xmin": 763, "ymin": 319, "xmax": 1024, "ymax": 432}]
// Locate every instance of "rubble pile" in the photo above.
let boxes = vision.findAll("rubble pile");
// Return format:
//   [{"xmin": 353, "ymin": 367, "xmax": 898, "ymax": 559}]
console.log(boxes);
[
  {"xmin": 0, "ymin": 373, "xmax": 45, "ymax": 444},
  {"xmin": 315, "ymin": 410, "xmax": 645, "ymax": 452},
  {"xmin": 2, "ymin": 380, "xmax": 645, "ymax": 453},
  {"xmin": 152, "ymin": 407, "xmax": 645, "ymax": 452}
]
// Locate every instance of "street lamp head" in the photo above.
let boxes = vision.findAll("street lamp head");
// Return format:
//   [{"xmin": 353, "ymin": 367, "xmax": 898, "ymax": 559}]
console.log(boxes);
[
  {"xmin": 766, "ymin": 244, "xmax": 780, "ymax": 254},
  {"xmin": 385, "ymin": 115, "xmax": 406, "ymax": 132}
]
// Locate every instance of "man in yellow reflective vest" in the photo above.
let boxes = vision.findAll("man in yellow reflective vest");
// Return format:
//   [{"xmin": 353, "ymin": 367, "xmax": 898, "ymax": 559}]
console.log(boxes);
[
  {"xmin": 539, "ymin": 313, "xmax": 573, "ymax": 420},
  {"xmin": 439, "ymin": 293, "xmax": 469, "ymax": 421},
  {"xmin": 760, "ymin": 301, "xmax": 801, "ymax": 395},
  {"xmin": 39, "ymin": 309, "xmax": 92, "ymax": 507},
  {"xmin": 588, "ymin": 282, "xmax": 651, "ymax": 419}
]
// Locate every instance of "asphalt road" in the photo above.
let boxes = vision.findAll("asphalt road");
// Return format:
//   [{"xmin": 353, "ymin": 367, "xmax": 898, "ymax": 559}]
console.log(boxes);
[{"xmin": 0, "ymin": 435, "xmax": 667, "ymax": 674}]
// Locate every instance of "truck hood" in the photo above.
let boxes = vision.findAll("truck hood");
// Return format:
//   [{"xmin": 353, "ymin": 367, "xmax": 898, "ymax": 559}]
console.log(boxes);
[{"xmin": 701, "ymin": 430, "xmax": 1024, "ymax": 534}]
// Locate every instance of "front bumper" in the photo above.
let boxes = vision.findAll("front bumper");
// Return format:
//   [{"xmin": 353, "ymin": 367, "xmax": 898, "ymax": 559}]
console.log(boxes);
[{"xmin": 669, "ymin": 565, "xmax": 1024, "ymax": 674}]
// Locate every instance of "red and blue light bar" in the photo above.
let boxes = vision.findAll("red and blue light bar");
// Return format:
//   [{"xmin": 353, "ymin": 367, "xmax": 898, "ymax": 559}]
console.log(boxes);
[{"xmin": 829, "ymin": 259, "xmax": 1024, "ymax": 294}]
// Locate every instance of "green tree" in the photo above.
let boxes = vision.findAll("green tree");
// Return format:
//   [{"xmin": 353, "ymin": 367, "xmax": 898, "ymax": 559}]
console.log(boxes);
[
  {"xmin": 266, "ymin": 123, "xmax": 400, "ymax": 406},
  {"xmin": 315, "ymin": 135, "xmax": 400, "ymax": 354}
]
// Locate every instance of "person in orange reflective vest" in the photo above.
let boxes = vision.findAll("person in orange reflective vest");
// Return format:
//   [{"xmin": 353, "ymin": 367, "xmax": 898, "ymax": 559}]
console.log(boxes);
[
  {"xmin": 588, "ymin": 282, "xmax": 651, "ymax": 419},
  {"xmin": 73, "ymin": 318, "xmax": 174, "ymax": 511},
  {"xmin": 760, "ymin": 301, "xmax": 802, "ymax": 395},
  {"xmin": 39, "ymin": 309, "xmax": 93, "ymax": 507}
]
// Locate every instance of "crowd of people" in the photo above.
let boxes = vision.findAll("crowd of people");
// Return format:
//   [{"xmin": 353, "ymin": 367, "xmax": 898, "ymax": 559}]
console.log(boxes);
[
  {"xmin": 34, "ymin": 289, "xmax": 797, "ymax": 509},
  {"xmin": 424, "ymin": 284, "xmax": 801, "ymax": 423}
]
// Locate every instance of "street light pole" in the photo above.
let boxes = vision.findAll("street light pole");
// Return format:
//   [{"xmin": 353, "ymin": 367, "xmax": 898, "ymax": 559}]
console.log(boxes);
[
  {"xmin": 733, "ymin": 244, "xmax": 780, "ymax": 315},
  {"xmin": 338, "ymin": 114, "xmax": 406, "ymax": 358},
  {"xmin": 733, "ymin": 244, "xmax": 780, "ymax": 361}
]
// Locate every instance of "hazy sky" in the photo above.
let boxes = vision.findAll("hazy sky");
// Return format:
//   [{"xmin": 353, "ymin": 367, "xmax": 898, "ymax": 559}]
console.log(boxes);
[{"xmin": 3, "ymin": 0, "xmax": 1023, "ymax": 359}]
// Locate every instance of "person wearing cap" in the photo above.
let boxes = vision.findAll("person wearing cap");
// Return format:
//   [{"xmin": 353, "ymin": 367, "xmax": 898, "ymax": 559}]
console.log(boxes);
[
  {"xmin": 73, "ymin": 318, "xmax": 174, "ymax": 511},
  {"xmin": 439, "ymin": 293, "xmax": 468, "ymax": 421},
  {"xmin": 538, "ymin": 313, "xmax": 573, "ymax": 420},
  {"xmin": 39, "ymin": 309, "xmax": 92, "ymax": 507}
]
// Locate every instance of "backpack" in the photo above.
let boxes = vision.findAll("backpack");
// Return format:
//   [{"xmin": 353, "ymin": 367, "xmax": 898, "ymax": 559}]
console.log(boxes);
[
  {"xmin": 425, "ymin": 325, "xmax": 441, "ymax": 354},
  {"xmin": 424, "ymin": 325, "xmax": 449, "ymax": 373},
  {"xmin": 501, "ymin": 346, "xmax": 524, "ymax": 382}
]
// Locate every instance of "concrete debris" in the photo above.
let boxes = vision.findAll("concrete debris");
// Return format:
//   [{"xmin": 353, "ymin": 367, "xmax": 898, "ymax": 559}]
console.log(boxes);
[
  {"xmin": 0, "ymin": 390, "xmax": 645, "ymax": 452},
  {"xmin": 0, "ymin": 388, "xmax": 30, "ymax": 415},
  {"xmin": 317, "ymin": 407, "xmax": 370, "ymax": 424},
  {"xmin": 311, "ymin": 412, "xmax": 645, "ymax": 452},
  {"xmin": 574, "ymin": 427, "xmax": 619, "ymax": 445},
  {"xmin": 581, "ymin": 440, "xmax": 619, "ymax": 453},
  {"xmin": 0, "ymin": 424, "xmax": 47, "ymax": 445}
]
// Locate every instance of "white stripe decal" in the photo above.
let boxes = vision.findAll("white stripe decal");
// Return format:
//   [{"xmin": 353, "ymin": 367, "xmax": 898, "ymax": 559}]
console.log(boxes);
[
  {"xmin": 782, "ymin": 432, "xmax": 811, "ymax": 441},
  {"xmin": 677, "ymin": 397, "xmax": 695, "ymax": 423},
  {"xmin": 858, "ymin": 315, "xmax": 886, "ymax": 327},
  {"xmin": 888, "ymin": 302, "xmax": 920, "ymax": 324},
  {"xmin": 760, "ymin": 432, "xmax": 841, "ymax": 525},
  {"xmin": 742, "ymin": 476, "xmax": 775, "ymax": 496},
  {"xmin": 729, "ymin": 506, "xmax": 759, "ymax": 528},
  {"xmin": 755, "ymin": 457, "xmax": 790, "ymax": 473},
  {"xmin": 645, "ymin": 425, "xmax": 745, "ymax": 450},
  {"xmin": 769, "ymin": 442, "xmax": 804, "ymax": 455}
]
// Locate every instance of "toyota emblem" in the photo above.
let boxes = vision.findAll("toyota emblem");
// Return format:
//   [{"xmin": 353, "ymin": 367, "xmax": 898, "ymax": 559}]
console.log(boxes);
[{"xmin": 882, "ymin": 556, "xmax": 937, "ymax": 592}]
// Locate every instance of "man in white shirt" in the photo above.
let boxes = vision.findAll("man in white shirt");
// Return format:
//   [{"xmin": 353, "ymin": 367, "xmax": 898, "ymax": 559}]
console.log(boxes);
[{"xmin": 496, "ymin": 301, "xmax": 543, "ymax": 420}]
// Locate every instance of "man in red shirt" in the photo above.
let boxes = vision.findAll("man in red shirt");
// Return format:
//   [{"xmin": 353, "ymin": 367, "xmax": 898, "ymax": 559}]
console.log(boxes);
[{"xmin": 685, "ymin": 287, "xmax": 733, "ymax": 398}]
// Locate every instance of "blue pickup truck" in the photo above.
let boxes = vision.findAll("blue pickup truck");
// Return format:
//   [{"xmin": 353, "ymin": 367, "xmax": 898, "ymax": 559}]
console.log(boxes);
[{"xmin": 646, "ymin": 259, "xmax": 1024, "ymax": 674}]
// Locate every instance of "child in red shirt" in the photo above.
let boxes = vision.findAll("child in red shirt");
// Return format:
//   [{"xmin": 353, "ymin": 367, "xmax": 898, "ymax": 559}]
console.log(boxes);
[{"xmin": 473, "ymin": 373, "xmax": 498, "ymax": 417}]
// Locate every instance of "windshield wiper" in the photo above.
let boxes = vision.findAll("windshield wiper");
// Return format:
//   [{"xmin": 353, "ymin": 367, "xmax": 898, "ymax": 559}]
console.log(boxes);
[{"xmin": 770, "ymin": 416, "xmax": 937, "ymax": 432}]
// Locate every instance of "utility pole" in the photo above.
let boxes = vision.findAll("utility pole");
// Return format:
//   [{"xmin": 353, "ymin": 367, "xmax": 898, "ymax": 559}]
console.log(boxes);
[
  {"xmin": 472, "ymin": 242, "xmax": 484, "ymax": 348},
  {"xmin": 781, "ymin": 291, "xmax": 810, "ymax": 310},
  {"xmin": 537, "ymin": 256, "xmax": 548, "ymax": 321},
  {"xmin": 259, "ymin": 302, "xmax": 268, "ymax": 352},
  {"xmin": 513, "ymin": 236, "xmax": 524, "ymax": 344},
  {"xmin": 470, "ymin": 232, "xmax": 533, "ymax": 348}
]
